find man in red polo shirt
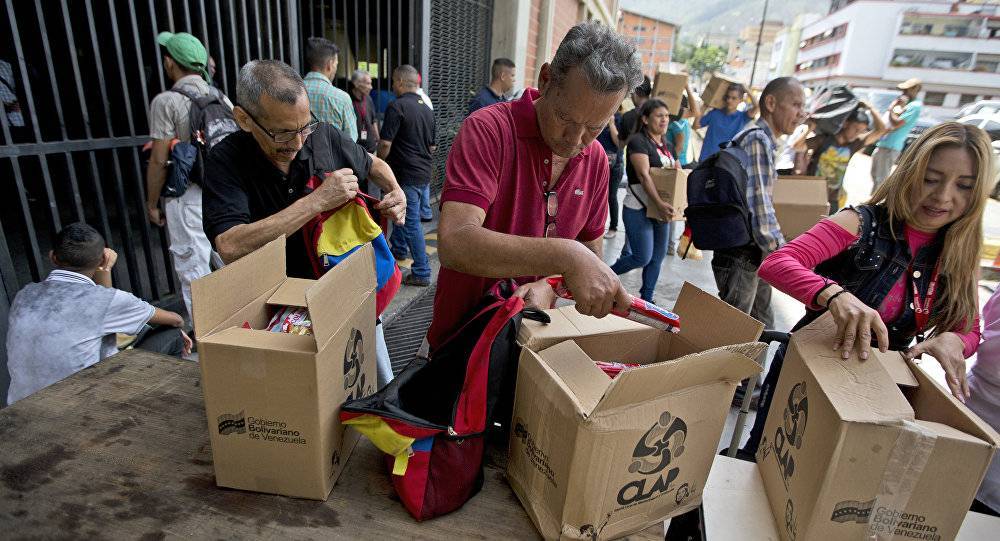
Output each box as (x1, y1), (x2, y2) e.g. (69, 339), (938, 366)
(428, 21), (644, 349)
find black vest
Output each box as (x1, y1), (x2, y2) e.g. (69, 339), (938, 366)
(795, 204), (946, 350)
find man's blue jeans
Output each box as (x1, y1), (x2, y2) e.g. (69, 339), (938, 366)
(419, 184), (433, 221)
(610, 207), (669, 302)
(390, 184), (431, 279)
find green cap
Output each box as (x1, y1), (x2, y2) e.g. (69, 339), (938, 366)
(156, 31), (209, 82)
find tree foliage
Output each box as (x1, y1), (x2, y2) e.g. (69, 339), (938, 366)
(674, 42), (728, 77)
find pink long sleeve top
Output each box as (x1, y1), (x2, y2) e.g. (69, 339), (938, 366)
(758, 218), (981, 357)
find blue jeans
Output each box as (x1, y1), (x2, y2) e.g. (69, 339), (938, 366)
(611, 207), (669, 302)
(390, 184), (431, 279)
(419, 184), (433, 221)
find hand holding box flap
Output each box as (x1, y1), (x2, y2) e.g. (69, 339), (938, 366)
(306, 243), (376, 349)
(192, 236), (287, 337)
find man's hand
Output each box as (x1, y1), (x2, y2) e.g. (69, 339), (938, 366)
(376, 187), (407, 225)
(311, 168), (359, 212)
(513, 278), (558, 311)
(147, 206), (165, 227)
(561, 247), (630, 318)
(99, 248), (118, 272)
(180, 330), (193, 357)
(903, 332), (970, 403)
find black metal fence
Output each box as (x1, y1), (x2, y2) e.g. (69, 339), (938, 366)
(0, 0), (300, 404)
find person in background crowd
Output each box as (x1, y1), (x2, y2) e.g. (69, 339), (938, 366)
(202, 60), (406, 388)
(5, 223), (191, 405)
(610, 98), (678, 302)
(380, 65), (437, 287)
(618, 75), (651, 148)
(428, 21), (642, 350)
(871, 78), (923, 189)
(303, 37), (358, 141)
(667, 84), (699, 168)
(695, 82), (757, 162)
(349, 69), (380, 156)
(712, 77), (806, 329)
(468, 58), (516, 115)
(798, 102), (888, 213)
(145, 31), (223, 322)
(664, 85), (701, 254)
(744, 122), (992, 460)
(970, 287), (1000, 517)
(207, 55), (221, 88)
(597, 108), (624, 239)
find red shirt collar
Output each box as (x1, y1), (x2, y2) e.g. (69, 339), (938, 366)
(510, 87), (591, 158)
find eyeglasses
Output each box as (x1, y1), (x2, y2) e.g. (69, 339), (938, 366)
(242, 107), (319, 143)
(543, 190), (558, 238)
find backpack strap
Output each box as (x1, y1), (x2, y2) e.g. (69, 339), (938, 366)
(728, 126), (762, 150)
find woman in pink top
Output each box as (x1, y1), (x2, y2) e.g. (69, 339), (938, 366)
(742, 122), (992, 457)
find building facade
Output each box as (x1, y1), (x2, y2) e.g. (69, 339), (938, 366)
(795, 0), (1000, 116)
(769, 13), (823, 79)
(491, 0), (620, 89)
(616, 9), (679, 77)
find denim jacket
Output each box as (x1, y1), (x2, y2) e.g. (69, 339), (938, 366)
(795, 204), (945, 350)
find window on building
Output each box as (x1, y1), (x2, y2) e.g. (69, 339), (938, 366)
(890, 49), (973, 70)
(959, 93), (979, 106)
(974, 54), (1000, 73)
(923, 91), (947, 106)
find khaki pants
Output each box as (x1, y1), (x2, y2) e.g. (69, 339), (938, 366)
(870, 147), (900, 190)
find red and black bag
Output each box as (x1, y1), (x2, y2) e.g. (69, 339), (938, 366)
(340, 281), (548, 520)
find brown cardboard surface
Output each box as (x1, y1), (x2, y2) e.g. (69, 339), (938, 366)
(756, 313), (999, 541)
(645, 168), (688, 221)
(773, 176), (829, 240)
(517, 305), (647, 352)
(192, 236), (286, 336)
(701, 456), (780, 540)
(508, 282), (765, 540)
(652, 72), (688, 116)
(702, 73), (742, 110)
(193, 238), (378, 500)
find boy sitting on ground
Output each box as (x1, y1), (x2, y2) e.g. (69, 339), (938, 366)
(5, 223), (192, 404)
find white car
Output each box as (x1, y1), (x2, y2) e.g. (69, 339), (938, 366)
(955, 100), (1000, 119)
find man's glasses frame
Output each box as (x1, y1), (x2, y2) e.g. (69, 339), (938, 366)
(241, 106), (320, 143)
(543, 190), (558, 238)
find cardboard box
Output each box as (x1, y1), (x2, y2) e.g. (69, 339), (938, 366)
(192, 237), (378, 500)
(645, 168), (688, 221)
(700, 456), (780, 540)
(702, 73), (742, 110)
(507, 283), (766, 540)
(518, 304), (647, 353)
(774, 176), (830, 240)
(652, 72), (688, 115)
(756, 314), (1000, 541)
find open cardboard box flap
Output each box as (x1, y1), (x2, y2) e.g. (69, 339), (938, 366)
(517, 305), (646, 351)
(193, 236), (287, 337)
(305, 243), (376, 348)
(536, 335), (764, 417)
(672, 282), (764, 351)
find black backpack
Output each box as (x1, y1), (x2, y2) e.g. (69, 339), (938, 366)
(164, 86), (239, 196)
(683, 128), (759, 251)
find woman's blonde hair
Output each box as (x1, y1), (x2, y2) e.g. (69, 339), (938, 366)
(868, 122), (995, 335)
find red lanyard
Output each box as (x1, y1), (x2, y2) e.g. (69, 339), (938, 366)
(910, 260), (941, 332)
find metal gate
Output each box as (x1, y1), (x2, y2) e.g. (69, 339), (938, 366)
(0, 0), (301, 404)
(427, 0), (493, 195)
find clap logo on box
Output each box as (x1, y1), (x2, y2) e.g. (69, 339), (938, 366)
(762, 381), (808, 540)
(343, 328), (369, 401)
(616, 410), (691, 507)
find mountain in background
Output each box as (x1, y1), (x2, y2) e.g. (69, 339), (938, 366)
(620, 0), (833, 42)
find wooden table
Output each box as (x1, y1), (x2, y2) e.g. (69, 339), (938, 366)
(0, 350), (549, 540)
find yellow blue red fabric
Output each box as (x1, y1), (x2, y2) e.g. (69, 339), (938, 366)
(302, 179), (401, 315)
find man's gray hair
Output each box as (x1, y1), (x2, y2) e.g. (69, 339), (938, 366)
(236, 60), (306, 118)
(350, 69), (370, 83)
(549, 21), (642, 94)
